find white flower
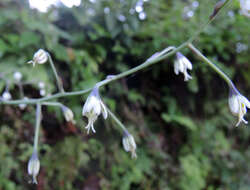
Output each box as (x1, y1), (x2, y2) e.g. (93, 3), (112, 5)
(82, 87), (108, 134)
(62, 105), (75, 123)
(28, 150), (40, 184)
(174, 52), (193, 81)
(38, 82), (45, 89)
(40, 89), (46, 96)
(28, 49), (48, 67)
(13, 71), (22, 82)
(2, 91), (12, 101)
(229, 87), (250, 126)
(19, 97), (28, 110)
(122, 132), (137, 159)
(240, 0), (250, 17)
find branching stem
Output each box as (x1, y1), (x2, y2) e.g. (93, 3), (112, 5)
(0, 0), (231, 105)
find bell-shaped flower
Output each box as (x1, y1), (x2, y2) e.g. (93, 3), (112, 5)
(240, 0), (250, 17)
(28, 49), (48, 67)
(13, 71), (22, 82)
(82, 87), (108, 134)
(122, 131), (137, 159)
(28, 150), (40, 184)
(2, 91), (12, 101)
(174, 52), (193, 81)
(228, 87), (250, 126)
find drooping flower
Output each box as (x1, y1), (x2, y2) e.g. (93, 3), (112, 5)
(228, 87), (250, 126)
(19, 97), (28, 110)
(2, 91), (12, 101)
(240, 0), (250, 17)
(82, 86), (108, 134)
(122, 131), (137, 159)
(174, 52), (193, 81)
(28, 49), (48, 67)
(13, 71), (22, 82)
(62, 105), (75, 123)
(28, 150), (40, 184)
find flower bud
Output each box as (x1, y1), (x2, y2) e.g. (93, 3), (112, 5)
(240, 0), (250, 17)
(122, 132), (137, 159)
(62, 105), (75, 123)
(2, 91), (12, 101)
(28, 150), (40, 184)
(19, 97), (28, 110)
(13, 71), (22, 82)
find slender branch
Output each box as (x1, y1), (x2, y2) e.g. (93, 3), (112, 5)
(33, 103), (42, 150)
(107, 108), (128, 133)
(0, 0), (231, 105)
(48, 54), (65, 93)
(187, 43), (236, 90)
(41, 102), (63, 107)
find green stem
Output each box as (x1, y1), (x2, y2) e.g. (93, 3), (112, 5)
(187, 43), (235, 89)
(107, 108), (128, 133)
(33, 103), (41, 150)
(48, 54), (65, 93)
(41, 101), (63, 107)
(0, 0), (231, 105)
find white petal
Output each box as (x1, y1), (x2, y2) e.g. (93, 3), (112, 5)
(228, 95), (239, 115)
(183, 57), (192, 70)
(174, 61), (179, 75)
(178, 61), (185, 73)
(240, 95), (250, 108)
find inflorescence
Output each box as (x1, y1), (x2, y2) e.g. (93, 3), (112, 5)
(0, 0), (249, 184)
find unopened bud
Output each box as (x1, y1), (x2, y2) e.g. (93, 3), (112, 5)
(28, 150), (40, 184)
(2, 91), (12, 101)
(62, 105), (75, 123)
(122, 132), (137, 159)
(13, 71), (22, 82)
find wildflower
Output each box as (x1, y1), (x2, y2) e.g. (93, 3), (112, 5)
(28, 150), (40, 184)
(174, 52), (193, 81)
(122, 131), (137, 159)
(228, 87), (250, 126)
(62, 105), (75, 123)
(39, 89), (46, 96)
(38, 82), (45, 89)
(82, 87), (108, 134)
(13, 71), (22, 82)
(19, 97), (28, 110)
(240, 0), (250, 17)
(28, 49), (48, 67)
(2, 91), (12, 101)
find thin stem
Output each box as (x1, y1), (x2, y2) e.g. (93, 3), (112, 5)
(48, 54), (65, 93)
(17, 83), (24, 98)
(41, 101), (63, 107)
(33, 103), (42, 150)
(187, 43), (236, 90)
(107, 108), (128, 133)
(0, 0), (231, 105)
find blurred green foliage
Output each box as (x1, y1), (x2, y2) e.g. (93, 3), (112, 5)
(0, 0), (250, 189)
